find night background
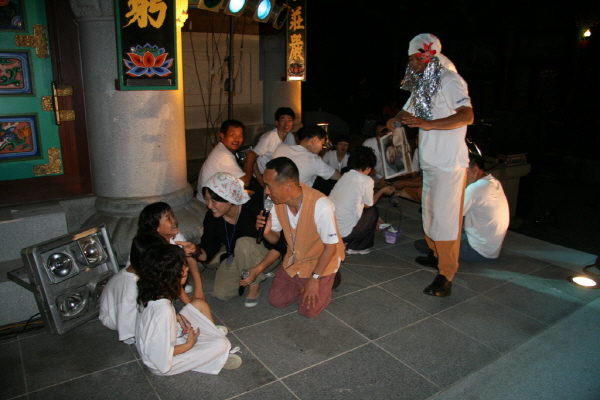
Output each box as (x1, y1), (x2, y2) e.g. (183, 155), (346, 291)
(301, 0), (600, 255)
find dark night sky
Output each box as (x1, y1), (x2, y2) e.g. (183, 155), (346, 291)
(302, 1), (600, 158)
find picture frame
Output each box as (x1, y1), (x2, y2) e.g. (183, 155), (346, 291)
(379, 125), (413, 180)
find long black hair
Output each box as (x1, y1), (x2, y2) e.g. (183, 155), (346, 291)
(129, 234), (167, 273)
(136, 244), (186, 308)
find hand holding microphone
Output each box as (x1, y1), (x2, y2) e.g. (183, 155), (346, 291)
(256, 197), (274, 244)
(239, 269), (250, 296)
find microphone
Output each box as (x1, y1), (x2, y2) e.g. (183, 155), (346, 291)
(256, 197), (274, 244)
(239, 269), (249, 296)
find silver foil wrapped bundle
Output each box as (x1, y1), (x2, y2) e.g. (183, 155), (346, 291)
(399, 56), (444, 121)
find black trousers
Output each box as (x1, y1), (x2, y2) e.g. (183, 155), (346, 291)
(343, 206), (379, 250)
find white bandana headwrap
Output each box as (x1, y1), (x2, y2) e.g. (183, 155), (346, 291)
(203, 172), (250, 205)
(400, 33), (457, 120)
(408, 33), (456, 72)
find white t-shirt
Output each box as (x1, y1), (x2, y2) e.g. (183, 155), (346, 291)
(99, 267), (138, 342)
(197, 142), (244, 200)
(272, 144), (336, 187)
(328, 170), (374, 237)
(322, 150), (349, 172)
(135, 300), (230, 376)
(463, 175), (510, 258)
(253, 128), (296, 173)
(270, 196), (339, 245)
(403, 69), (472, 171)
(362, 137), (384, 179)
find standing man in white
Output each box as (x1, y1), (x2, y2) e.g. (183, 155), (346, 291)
(388, 33), (474, 297)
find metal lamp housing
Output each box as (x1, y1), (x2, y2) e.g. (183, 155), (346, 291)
(21, 225), (119, 334)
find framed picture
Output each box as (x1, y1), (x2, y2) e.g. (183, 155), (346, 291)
(0, 115), (41, 161)
(0, 51), (32, 94)
(380, 126), (413, 180)
(0, 0), (26, 31)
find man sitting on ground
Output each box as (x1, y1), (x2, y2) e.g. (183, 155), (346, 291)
(197, 119), (251, 198)
(362, 120), (388, 189)
(329, 146), (395, 254)
(322, 134), (350, 173)
(416, 153), (509, 263)
(248, 107), (298, 186)
(272, 124), (341, 195)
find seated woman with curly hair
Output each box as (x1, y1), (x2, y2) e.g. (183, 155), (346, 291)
(135, 244), (242, 376)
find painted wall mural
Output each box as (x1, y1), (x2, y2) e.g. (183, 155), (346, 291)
(0, 115), (40, 160)
(0, 51), (32, 94)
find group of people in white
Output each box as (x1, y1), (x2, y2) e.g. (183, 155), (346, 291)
(98, 32), (509, 378)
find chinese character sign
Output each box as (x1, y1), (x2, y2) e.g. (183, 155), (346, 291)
(286, 0), (306, 81)
(114, 0), (178, 90)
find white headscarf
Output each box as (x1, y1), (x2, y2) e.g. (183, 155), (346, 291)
(203, 172), (250, 205)
(408, 33), (456, 72)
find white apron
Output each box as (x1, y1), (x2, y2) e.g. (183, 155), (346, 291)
(421, 167), (465, 241)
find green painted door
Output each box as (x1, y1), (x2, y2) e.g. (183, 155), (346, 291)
(0, 0), (62, 181)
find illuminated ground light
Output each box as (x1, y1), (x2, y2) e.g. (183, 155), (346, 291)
(568, 275), (599, 288)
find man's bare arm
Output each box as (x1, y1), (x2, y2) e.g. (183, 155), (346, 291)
(401, 106), (474, 131)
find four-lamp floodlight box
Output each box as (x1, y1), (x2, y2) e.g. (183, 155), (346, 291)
(9, 225), (119, 334)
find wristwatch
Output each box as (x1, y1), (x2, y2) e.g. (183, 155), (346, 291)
(311, 273), (321, 280)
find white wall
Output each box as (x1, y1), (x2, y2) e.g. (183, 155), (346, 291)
(182, 32), (264, 160)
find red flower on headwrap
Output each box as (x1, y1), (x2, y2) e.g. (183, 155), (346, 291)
(416, 42), (437, 63)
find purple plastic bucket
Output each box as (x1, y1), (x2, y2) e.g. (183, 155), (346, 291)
(383, 228), (402, 244)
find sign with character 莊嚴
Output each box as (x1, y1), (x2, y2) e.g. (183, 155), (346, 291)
(286, 0), (305, 81)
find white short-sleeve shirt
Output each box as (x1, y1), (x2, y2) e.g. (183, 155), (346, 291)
(99, 267), (138, 342)
(403, 69), (472, 171)
(463, 175), (510, 259)
(272, 144), (336, 187)
(253, 128), (296, 173)
(328, 170), (374, 237)
(322, 150), (349, 172)
(197, 143), (244, 200)
(270, 196), (339, 245)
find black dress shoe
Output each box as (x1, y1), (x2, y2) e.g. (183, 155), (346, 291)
(423, 274), (452, 297)
(415, 254), (438, 268)
(413, 239), (431, 254)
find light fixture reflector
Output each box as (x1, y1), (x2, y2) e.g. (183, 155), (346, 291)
(254, 0), (273, 21)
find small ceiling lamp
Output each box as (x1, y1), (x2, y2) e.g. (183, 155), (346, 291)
(583, 29), (592, 38)
(223, 0), (247, 16)
(253, 0), (273, 22)
(271, 2), (289, 29)
(197, 0), (224, 11)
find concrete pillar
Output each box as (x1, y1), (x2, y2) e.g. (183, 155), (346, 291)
(260, 34), (302, 131)
(69, 0), (205, 264)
